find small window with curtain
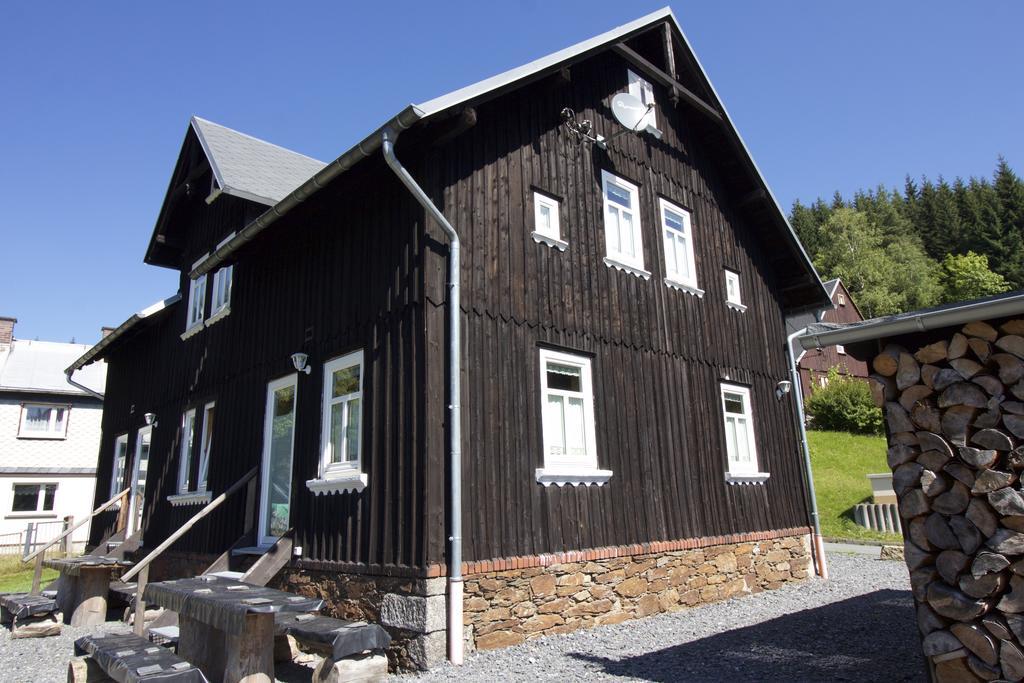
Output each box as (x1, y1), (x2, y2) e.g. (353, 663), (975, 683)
(308, 349), (368, 495)
(110, 434), (128, 498)
(659, 198), (702, 296)
(197, 402), (215, 492)
(724, 269), (746, 312)
(183, 255), (208, 338)
(601, 171), (649, 278)
(720, 383), (769, 484)
(11, 483), (57, 514)
(532, 192), (566, 251)
(535, 348), (611, 487)
(208, 233), (235, 324)
(18, 404), (69, 439)
(177, 409), (197, 493)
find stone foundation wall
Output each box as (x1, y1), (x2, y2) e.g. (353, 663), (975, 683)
(462, 530), (812, 650)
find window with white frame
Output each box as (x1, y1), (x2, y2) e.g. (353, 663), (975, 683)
(177, 409), (197, 493)
(185, 255), (208, 333)
(318, 350), (364, 482)
(659, 198), (701, 295)
(11, 483), (56, 513)
(838, 293), (846, 306)
(601, 171), (648, 277)
(627, 69), (657, 130)
(532, 192), (566, 250)
(720, 384), (764, 479)
(110, 434), (128, 498)
(724, 269), (746, 311)
(197, 402), (214, 491)
(536, 349), (611, 486)
(209, 234), (235, 321)
(837, 344), (847, 355)
(18, 404), (69, 439)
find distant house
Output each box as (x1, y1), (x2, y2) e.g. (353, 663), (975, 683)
(0, 317), (106, 552)
(787, 278), (869, 398)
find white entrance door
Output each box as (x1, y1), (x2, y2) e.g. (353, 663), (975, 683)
(258, 374), (298, 546)
(128, 426), (152, 539)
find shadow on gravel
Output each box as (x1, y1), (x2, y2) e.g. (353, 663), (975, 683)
(569, 589), (926, 682)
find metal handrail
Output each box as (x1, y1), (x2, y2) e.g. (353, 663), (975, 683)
(121, 467), (258, 583)
(22, 488), (130, 563)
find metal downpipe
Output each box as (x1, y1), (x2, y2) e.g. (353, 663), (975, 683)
(65, 368), (104, 401)
(786, 326), (829, 580)
(381, 127), (464, 665)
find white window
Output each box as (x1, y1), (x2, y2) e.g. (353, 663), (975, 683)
(725, 269), (746, 312)
(178, 409), (197, 493)
(197, 402), (215, 491)
(532, 192), (566, 250)
(11, 483), (57, 514)
(837, 344), (847, 355)
(627, 69), (657, 131)
(209, 234), (235, 322)
(601, 171), (649, 278)
(838, 293), (846, 306)
(659, 198), (701, 296)
(110, 434), (129, 498)
(720, 384), (767, 482)
(18, 404), (69, 439)
(536, 349), (611, 487)
(184, 255), (208, 335)
(311, 350), (367, 493)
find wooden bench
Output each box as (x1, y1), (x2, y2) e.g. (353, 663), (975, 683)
(0, 592), (60, 638)
(274, 613), (389, 681)
(70, 633), (208, 683)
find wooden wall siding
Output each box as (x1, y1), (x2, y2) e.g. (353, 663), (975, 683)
(420, 51), (809, 563)
(800, 282), (870, 382)
(91, 163), (438, 569)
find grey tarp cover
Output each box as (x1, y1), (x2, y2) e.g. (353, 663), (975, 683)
(143, 576), (323, 635)
(74, 633), (208, 683)
(44, 555), (130, 576)
(274, 613), (391, 660)
(0, 592), (57, 620)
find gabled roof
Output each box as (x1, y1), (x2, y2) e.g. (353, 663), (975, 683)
(1, 339), (106, 397)
(191, 117), (326, 207)
(185, 7), (829, 312)
(823, 278), (841, 299)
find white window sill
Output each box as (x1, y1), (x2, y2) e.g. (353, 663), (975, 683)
(603, 257), (651, 280)
(726, 301), (747, 313)
(16, 434), (67, 440)
(724, 472), (771, 485)
(664, 279), (704, 298)
(536, 468), (613, 487)
(167, 491), (212, 506)
(5, 513), (58, 520)
(532, 232), (568, 251)
(306, 472), (368, 495)
(205, 306), (231, 327)
(180, 322), (204, 340)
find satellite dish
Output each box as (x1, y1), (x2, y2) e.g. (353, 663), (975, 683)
(611, 92), (652, 131)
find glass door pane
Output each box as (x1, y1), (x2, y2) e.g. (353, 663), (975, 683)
(260, 376), (297, 545)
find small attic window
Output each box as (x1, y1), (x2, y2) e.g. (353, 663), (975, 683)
(838, 293), (846, 306)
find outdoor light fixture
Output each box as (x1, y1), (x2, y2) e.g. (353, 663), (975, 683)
(775, 380), (792, 400)
(291, 352), (312, 375)
(143, 412), (157, 426)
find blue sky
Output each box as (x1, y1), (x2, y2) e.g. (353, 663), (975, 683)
(2, 2), (1021, 344)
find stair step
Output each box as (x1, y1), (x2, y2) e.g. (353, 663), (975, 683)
(207, 570), (245, 580)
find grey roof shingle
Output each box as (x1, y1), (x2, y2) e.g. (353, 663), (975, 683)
(191, 116), (326, 207)
(0, 339), (106, 396)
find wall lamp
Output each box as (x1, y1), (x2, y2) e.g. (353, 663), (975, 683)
(775, 380), (792, 400)
(143, 412), (158, 426)
(291, 352), (312, 375)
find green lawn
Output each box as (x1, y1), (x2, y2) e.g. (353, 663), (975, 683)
(808, 429), (902, 543)
(0, 556), (59, 593)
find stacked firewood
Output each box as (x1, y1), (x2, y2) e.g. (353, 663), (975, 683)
(871, 320), (1024, 682)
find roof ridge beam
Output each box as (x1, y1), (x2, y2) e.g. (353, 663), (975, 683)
(610, 42), (722, 123)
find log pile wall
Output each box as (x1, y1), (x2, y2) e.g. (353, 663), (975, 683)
(873, 319), (1024, 682)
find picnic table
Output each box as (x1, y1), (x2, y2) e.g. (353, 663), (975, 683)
(142, 575), (323, 683)
(43, 555), (132, 626)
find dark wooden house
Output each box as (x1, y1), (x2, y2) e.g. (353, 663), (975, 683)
(69, 8), (830, 669)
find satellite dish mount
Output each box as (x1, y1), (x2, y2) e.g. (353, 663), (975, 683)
(560, 92), (661, 149)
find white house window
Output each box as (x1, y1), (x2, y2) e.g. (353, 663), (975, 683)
(531, 192), (567, 251)
(177, 409), (197, 493)
(627, 69), (658, 131)
(11, 483), (57, 513)
(183, 255), (208, 337)
(720, 384), (769, 484)
(659, 198), (702, 296)
(725, 269), (746, 312)
(197, 402), (215, 491)
(837, 344), (847, 355)
(838, 293), (846, 306)
(601, 171), (649, 279)
(535, 349), (611, 487)
(308, 350), (367, 495)
(110, 434), (128, 498)
(208, 234), (235, 324)
(18, 404), (69, 439)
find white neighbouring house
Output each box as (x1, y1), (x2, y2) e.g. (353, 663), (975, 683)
(0, 317), (107, 552)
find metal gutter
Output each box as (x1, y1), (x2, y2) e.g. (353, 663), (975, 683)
(381, 126), (464, 666)
(798, 291), (1024, 351)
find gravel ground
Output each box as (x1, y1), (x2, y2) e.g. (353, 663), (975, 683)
(403, 551), (925, 682)
(0, 551), (923, 682)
